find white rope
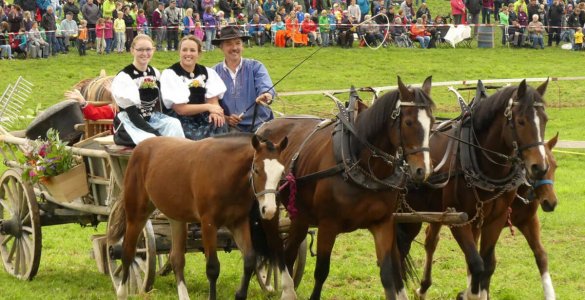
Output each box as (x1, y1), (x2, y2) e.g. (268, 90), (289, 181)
(354, 13), (391, 50)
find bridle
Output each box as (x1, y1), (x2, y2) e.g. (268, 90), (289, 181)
(249, 157), (280, 198)
(394, 100), (432, 158)
(503, 98), (546, 159)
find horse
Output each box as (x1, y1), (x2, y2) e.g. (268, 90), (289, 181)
(73, 69), (114, 104)
(106, 133), (293, 300)
(412, 133), (558, 300)
(396, 79), (550, 300)
(257, 76), (436, 299)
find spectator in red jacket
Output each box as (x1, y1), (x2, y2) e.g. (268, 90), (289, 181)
(301, 13), (318, 46)
(451, 0), (466, 25)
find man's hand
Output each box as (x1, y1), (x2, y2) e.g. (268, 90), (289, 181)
(255, 92), (273, 106)
(225, 114), (242, 127)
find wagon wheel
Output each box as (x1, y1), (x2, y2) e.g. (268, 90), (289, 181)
(256, 237), (307, 292)
(156, 253), (172, 276)
(0, 169), (42, 280)
(106, 206), (156, 295)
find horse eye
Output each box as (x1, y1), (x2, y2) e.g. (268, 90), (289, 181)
(517, 119), (526, 126)
(405, 120), (413, 127)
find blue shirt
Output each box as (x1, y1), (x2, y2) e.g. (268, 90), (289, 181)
(213, 58), (275, 132)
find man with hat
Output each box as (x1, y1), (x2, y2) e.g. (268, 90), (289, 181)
(212, 26), (275, 132)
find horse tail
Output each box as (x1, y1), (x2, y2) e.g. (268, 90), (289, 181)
(396, 223), (419, 285)
(107, 194), (127, 245)
(249, 200), (273, 259)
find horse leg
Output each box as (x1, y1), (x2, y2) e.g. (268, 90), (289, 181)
(394, 222), (422, 299)
(201, 219), (220, 300)
(261, 216), (299, 300)
(169, 220), (189, 300)
(117, 195), (153, 299)
(477, 216), (509, 300)
(516, 216), (555, 300)
(450, 226), (483, 300)
(310, 221), (339, 300)
(284, 220), (310, 279)
(370, 219), (401, 300)
(417, 223), (442, 300)
(229, 220), (256, 300)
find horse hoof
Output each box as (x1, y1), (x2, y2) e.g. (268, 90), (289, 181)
(456, 291), (465, 300)
(415, 288), (426, 300)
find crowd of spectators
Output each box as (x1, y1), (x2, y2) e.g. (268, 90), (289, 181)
(1, 0), (585, 60)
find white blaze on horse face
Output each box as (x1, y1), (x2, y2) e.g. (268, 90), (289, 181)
(281, 266), (298, 300)
(260, 158), (283, 220)
(418, 108), (432, 178)
(542, 272), (556, 300)
(177, 281), (190, 300)
(533, 108), (546, 162)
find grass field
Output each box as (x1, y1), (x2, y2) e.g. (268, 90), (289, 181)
(1, 35), (585, 299)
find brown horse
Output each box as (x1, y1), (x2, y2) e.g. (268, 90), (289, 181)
(396, 79), (550, 300)
(257, 77), (436, 300)
(412, 134), (558, 300)
(73, 70), (114, 104)
(107, 133), (292, 300)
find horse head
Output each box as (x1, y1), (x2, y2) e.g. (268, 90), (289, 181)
(251, 135), (288, 220)
(396, 76), (436, 183)
(532, 133), (558, 212)
(472, 79), (549, 180)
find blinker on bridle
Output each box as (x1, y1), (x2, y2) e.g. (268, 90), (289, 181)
(504, 98), (546, 155)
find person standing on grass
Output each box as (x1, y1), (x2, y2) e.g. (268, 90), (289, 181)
(114, 11), (126, 53)
(152, 3), (164, 51)
(212, 26), (275, 132)
(82, 0), (100, 49)
(111, 34), (184, 146)
(451, 0), (466, 25)
(165, 0), (181, 51)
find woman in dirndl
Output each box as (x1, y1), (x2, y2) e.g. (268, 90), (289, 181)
(160, 35), (228, 140)
(111, 34), (184, 146)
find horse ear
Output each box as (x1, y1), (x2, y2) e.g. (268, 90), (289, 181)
(278, 136), (288, 152)
(536, 78), (549, 96)
(516, 79), (527, 99)
(422, 76), (432, 96)
(547, 132), (559, 149)
(252, 134), (261, 150)
(397, 76), (411, 100)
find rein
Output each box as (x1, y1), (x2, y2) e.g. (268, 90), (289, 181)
(240, 46), (325, 131)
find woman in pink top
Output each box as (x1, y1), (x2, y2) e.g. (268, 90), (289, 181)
(95, 18), (106, 54)
(193, 22), (204, 41)
(451, 0), (466, 24)
(137, 9), (148, 34)
(105, 17), (114, 54)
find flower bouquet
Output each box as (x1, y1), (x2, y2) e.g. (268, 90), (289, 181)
(139, 77), (157, 89)
(21, 128), (88, 202)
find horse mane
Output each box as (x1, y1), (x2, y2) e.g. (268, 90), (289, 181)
(211, 132), (278, 151)
(472, 85), (546, 132)
(355, 87), (435, 145)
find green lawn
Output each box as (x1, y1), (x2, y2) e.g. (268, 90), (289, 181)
(1, 42), (584, 299)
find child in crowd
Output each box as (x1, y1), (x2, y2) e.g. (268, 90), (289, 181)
(575, 27), (583, 50)
(105, 17), (114, 54)
(16, 28), (28, 57)
(78, 20), (88, 55)
(95, 18), (106, 54)
(23, 11), (33, 31)
(137, 9), (148, 35)
(319, 10), (330, 47)
(193, 21), (204, 41)
(114, 11), (125, 53)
